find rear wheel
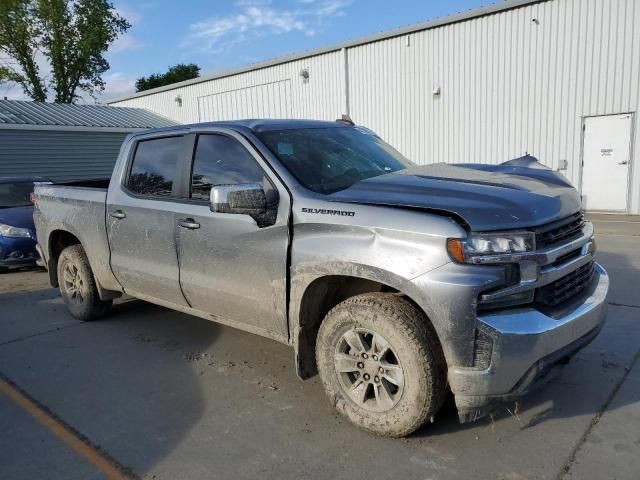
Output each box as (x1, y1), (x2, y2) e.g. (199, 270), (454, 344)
(57, 244), (111, 321)
(316, 293), (446, 437)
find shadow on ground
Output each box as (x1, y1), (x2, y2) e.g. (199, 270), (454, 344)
(0, 276), (220, 477)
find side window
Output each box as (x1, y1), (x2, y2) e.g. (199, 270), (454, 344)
(127, 136), (183, 197)
(191, 134), (265, 201)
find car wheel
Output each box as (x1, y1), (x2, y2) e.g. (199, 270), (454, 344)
(57, 244), (112, 321)
(316, 293), (446, 437)
(0, 266), (8, 274)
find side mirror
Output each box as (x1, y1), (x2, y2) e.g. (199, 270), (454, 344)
(210, 183), (267, 216)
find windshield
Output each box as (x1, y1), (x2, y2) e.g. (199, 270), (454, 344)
(0, 182), (34, 208)
(257, 127), (414, 194)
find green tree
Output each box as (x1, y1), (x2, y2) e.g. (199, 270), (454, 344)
(135, 63), (201, 92)
(0, 0), (130, 103)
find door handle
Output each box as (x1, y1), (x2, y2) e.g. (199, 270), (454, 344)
(618, 160), (629, 165)
(109, 210), (126, 219)
(178, 218), (200, 230)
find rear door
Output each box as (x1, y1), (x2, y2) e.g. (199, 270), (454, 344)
(107, 134), (190, 306)
(175, 130), (291, 339)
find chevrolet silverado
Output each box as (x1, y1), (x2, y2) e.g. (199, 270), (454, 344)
(33, 119), (609, 437)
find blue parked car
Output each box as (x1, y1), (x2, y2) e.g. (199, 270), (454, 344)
(0, 176), (51, 272)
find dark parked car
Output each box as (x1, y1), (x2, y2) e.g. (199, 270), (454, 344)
(0, 176), (51, 272)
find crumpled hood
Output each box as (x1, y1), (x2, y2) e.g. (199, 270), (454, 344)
(0, 206), (35, 230)
(327, 162), (581, 231)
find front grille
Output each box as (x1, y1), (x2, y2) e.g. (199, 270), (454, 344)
(535, 261), (595, 307)
(534, 212), (585, 249)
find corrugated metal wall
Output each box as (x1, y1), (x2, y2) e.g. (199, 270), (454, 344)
(110, 0), (640, 214)
(114, 51), (345, 125)
(348, 0), (640, 213)
(198, 80), (293, 121)
(0, 130), (128, 182)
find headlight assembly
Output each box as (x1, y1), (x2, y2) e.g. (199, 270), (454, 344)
(447, 231), (535, 264)
(0, 223), (33, 239)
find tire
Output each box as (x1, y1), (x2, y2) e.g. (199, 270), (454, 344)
(57, 244), (112, 321)
(0, 266), (8, 274)
(316, 293), (446, 437)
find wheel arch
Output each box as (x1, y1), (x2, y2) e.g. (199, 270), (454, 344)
(46, 229), (121, 301)
(47, 229), (82, 287)
(291, 268), (446, 380)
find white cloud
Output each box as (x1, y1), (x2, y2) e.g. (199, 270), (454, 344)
(0, 51), (52, 101)
(315, 0), (349, 16)
(0, 84), (30, 101)
(114, 4), (142, 26)
(97, 72), (138, 102)
(0, 55), (24, 100)
(109, 35), (144, 54)
(186, 0), (352, 53)
(236, 0), (273, 5)
(107, 4), (144, 54)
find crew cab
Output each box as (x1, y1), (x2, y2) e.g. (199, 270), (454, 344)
(33, 120), (609, 437)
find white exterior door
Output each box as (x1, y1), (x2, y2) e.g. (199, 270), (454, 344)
(582, 114), (633, 211)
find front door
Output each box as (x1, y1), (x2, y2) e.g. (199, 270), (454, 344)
(107, 134), (189, 306)
(582, 114), (633, 211)
(175, 131), (291, 339)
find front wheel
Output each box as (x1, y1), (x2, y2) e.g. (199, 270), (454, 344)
(57, 244), (112, 321)
(316, 293), (446, 437)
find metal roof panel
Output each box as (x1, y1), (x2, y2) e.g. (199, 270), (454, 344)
(0, 100), (177, 129)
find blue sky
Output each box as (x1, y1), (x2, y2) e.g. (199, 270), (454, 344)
(2, 0), (491, 101)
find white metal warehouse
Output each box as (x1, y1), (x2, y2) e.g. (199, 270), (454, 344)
(108, 0), (640, 214)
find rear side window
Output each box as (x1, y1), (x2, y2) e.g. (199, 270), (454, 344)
(190, 134), (265, 201)
(127, 136), (183, 196)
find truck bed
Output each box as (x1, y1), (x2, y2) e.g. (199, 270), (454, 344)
(33, 182), (117, 293)
(51, 178), (111, 189)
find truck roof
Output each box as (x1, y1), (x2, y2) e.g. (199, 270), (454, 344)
(137, 119), (351, 136)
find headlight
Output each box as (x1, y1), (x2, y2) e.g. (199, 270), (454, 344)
(447, 231), (535, 263)
(0, 223), (33, 238)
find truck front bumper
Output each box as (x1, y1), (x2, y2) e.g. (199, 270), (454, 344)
(448, 263), (609, 422)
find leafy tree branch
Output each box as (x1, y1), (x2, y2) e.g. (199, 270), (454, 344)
(0, 0), (130, 103)
(136, 63), (201, 92)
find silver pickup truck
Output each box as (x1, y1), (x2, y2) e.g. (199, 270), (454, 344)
(34, 119), (609, 437)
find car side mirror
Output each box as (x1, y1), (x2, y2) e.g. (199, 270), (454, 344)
(210, 183), (267, 216)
